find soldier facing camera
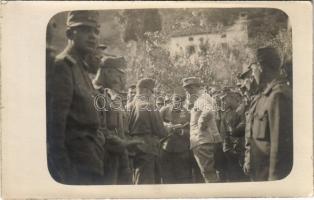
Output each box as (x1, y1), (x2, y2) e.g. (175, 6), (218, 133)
(47, 11), (106, 184)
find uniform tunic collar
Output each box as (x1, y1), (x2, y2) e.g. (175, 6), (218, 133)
(60, 45), (92, 71)
(262, 78), (286, 96)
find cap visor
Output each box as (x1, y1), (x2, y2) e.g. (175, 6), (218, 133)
(67, 22), (100, 28)
(239, 70), (251, 79)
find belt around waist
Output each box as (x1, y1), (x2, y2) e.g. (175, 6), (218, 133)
(66, 126), (98, 140)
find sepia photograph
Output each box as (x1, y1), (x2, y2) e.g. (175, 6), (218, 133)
(1, 1), (312, 198)
(46, 8), (293, 185)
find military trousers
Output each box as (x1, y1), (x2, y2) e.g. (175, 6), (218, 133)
(103, 150), (132, 185)
(191, 156), (205, 183)
(160, 149), (192, 184)
(192, 143), (223, 183)
(132, 152), (160, 184)
(224, 150), (249, 182)
(65, 133), (107, 185)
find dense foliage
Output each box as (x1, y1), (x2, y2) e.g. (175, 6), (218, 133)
(119, 9), (291, 94)
(48, 8), (292, 94)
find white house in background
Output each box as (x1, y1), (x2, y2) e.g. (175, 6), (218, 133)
(168, 13), (248, 57)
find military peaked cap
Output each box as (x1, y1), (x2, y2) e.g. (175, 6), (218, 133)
(101, 57), (127, 73)
(136, 78), (155, 91)
(66, 10), (100, 28)
(239, 64), (253, 79)
(257, 46), (281, 69)
(182, 77), (203, 88)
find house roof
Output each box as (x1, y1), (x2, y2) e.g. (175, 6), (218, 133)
(170, 27), (221, 38)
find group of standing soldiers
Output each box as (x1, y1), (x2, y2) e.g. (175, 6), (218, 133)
(47, 10), (293, 185)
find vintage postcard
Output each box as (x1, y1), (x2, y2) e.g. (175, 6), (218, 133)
(1, 1), (313, 198)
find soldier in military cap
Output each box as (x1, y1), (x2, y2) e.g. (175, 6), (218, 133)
(244, 46), (292, 181)
(183, 77), (203, 111)
(239, 63), (260, 98)
(236, 63), (260, 122)
(93, 56), (143, 184)
(128, 78), (167, 184)
(182, 77), (224, 183)
(94, 57), (127, 91)
(47, 10), (107, 184)
(219, 91), (249, 181)
(159, 90), (192, 183)
(232, 65), (254, 128)
(238, 63), (263, 179)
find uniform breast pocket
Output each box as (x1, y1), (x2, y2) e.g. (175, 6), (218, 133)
(253, 112), (269, 141)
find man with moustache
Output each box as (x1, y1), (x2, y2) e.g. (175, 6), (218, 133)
(47, 11), (107, 184)
(182, 77), (224, 183)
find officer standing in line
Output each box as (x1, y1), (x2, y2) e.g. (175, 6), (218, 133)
(128, 78), (167, 184)
(124, 84), (137, 179)
(244, 47), (293, 181)
(219, 91), (248, 181)
(232, 65), (257, 178)
(232, 64), (261, 177)
(93, 57), (143, 184)
(47, 11), (107, 184)
(159, 91), (192, 183)
(182, 77), (224, 183)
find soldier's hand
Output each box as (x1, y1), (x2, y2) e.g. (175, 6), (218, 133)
(107, 136), (140, 148)
(125, 138), (144, 147)
(172, 124), (183, 129)
(243, 162), (250, 175)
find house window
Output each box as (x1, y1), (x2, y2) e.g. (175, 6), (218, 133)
(186, 45), (195, 56)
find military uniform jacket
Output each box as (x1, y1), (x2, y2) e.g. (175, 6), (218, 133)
(100, 88), (128, 154)
(47, 46), (104, 181)
(233, 100), (249, 137)
(220, 108), (244, 154)
(101, 88), (125, 135)
(160, 105), (190, 152)
(243, 94), (259, 175)
(190, 93), (222, 149)
(246, 79), (292, 181)
(128, 96), (167, 155)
